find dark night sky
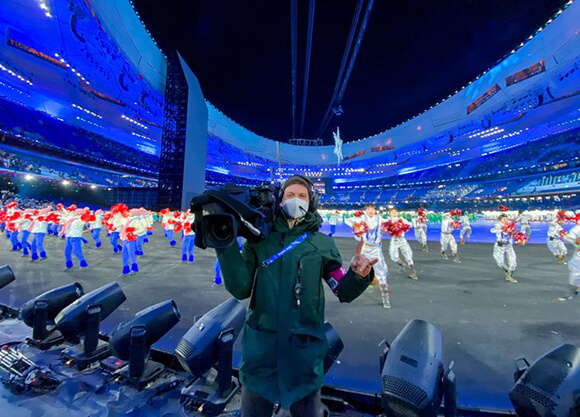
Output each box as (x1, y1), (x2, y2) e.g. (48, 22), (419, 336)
(133, 0), (567, 143)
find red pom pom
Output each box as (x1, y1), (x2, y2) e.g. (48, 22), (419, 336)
(450, 209), (463, 217)
(498, 205), (509, 212)
(502, 220), (517, 234)
(560, 229), (567, 239)
(184, 222), (192, 234)
(513, 232), (529, 245)
(385, 219), (410, 237)
(174, 223), (183, 233)
(354, 210), (364, 218)
(125, 227), (137, 241)
(81, 212), (96, 223)
(353, 222), (369, 237)
(66, 204), (77, 212)
(451, 220), (461, 230)
(557, 210), (567, 222)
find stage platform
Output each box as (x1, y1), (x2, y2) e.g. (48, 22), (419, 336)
(0, 223), (578, 413)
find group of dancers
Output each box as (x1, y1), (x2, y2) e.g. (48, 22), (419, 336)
(336, 204), (580, 308)
(2, 199), (580, 306)
(0, 201), (229, 281)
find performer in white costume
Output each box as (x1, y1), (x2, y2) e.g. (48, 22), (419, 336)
(413, 207), (429, 252)
(517, 210), (532, 236)
(560, 213), (580, 300)
(346, 204), (391, 308)
(547, 210), (568, 265)
(491, 214), (522, 283)
(385, 207), (418, 279)
(459, 211), (472, 245)
(440, 210), (461, 263)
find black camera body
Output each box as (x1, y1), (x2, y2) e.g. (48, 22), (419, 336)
(190, 182), (280, 249)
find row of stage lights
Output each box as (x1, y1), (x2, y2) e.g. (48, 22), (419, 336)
(17, 172), (108, 191)
(54, 53), (90, 85)
(121, 114), (148, 130)
(333, 153), (580, 192)
(0, 63), (33, 86)
(2, 267), (577, 417)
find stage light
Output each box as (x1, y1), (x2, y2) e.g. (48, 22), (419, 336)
(323, 322), (344, 375)
(20, 283), (84, 349)
(0, 265), (15, 290)
(510, 344), (580, 417)
(108, 300), (180, 385)
(379, 319), (456, 417)
(55, 282), (127, 368)
(176, 298), (245, 377)
(90, 184), (97, 190)
(61, 180), (70, 186)
(176, 298), (245, 415)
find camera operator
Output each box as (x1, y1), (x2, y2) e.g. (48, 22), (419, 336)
(216, 175), (377, 416)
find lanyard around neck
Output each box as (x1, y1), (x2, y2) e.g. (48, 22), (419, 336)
(261, 232), (311, 268)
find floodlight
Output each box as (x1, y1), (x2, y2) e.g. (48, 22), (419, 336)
(380, 319), (456, 417)
(55, 282), (127, 369)
(20, 283), (84, 349)
(510, 343), (580, 417)
(176, 298), (246, 416)
(107, 300), (180, 388)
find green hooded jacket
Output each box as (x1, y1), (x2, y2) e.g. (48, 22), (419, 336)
(216, 211), (372, 407)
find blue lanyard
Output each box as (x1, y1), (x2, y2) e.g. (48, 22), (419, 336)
(262, 232), (311, 268)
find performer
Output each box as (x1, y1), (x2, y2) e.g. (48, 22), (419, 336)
(517, 209), (532, 236)
(440, 210), (461, 263)
(328, 210), (340, 237)
(547, 210), (568, 265)
(105, 204), (127, 253)
(18, 209), (34, 256)
(491, 213), (527, 283)
(214, 237), (243, 285)
(160, 208), (177, 247)
(413, 207), (429, 252)
(135, 209), (149, 256)
(88, 209), (104, 248)
(30, 207), (51, 261)
(6, 209), (22, 251)
(459, 211), (472, 245)
(120, 209), (146, 275)
(61, 208), (91, 270)
(181, 210), (196, 263)
(561, 213), (580, 300)
(0, 208), (6, 237)
(386, 207), (418, 280)
(346, 203), (391, 308)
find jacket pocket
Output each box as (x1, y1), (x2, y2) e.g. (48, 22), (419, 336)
(286, 328), (327, 390)
(297, 254), (323, 327)
(240, 321), (278, 380)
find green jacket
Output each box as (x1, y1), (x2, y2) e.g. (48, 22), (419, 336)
(216, 211), (372, 407)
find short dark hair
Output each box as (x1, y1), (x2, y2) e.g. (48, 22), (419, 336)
(365, 203), (376, 209)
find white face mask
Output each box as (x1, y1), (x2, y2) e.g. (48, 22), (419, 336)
(283, 197), (309, 219)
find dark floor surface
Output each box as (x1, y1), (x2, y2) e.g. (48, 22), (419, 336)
(0, 224), (578, 411)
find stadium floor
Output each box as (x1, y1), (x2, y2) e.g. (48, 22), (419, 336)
(0, 223), (577, 412)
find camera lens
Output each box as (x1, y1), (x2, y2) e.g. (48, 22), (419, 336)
(212, 223), (233, 242)
(202, 214), (238, 248)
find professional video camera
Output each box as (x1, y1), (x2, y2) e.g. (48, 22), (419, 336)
(190, 182), (280, 249)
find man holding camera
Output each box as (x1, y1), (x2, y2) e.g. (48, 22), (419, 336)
(216, 175), (376, 416)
